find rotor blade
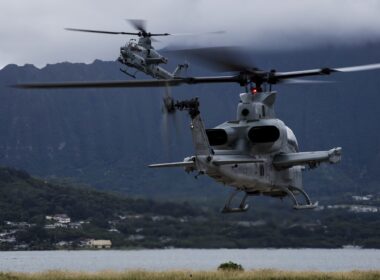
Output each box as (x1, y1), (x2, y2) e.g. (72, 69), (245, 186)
(145, 31), (225, 37)
(14, 61), (380, 90)
(126, 19), (147, 33)
(160, 86), (178, 157)
(280, 78), (335, 84)
(273, 68), (335, 80)
(168, 30), (226, 36)
(13, 76), (240, 89)
(14, 79), (184, 89)
(333, 63), (380, 72)
(65, 28), (139, 36)
(149, 33), (170, 37)
(167, 46), (258, 73)
(274, 62), (380, 81)
(183, 75), (241, 84)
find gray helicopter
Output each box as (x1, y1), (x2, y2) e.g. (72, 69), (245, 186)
(150, 94), (341, 213)
(15, 54), (380, 213)
(66, 19), (189, 79)
(66, 20), (224, 112)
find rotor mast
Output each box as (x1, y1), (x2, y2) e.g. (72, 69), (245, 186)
(237, 91), (277, 121)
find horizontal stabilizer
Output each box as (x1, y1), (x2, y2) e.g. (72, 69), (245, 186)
(273, 147), (342, 169)
(148, 161), (195, 168)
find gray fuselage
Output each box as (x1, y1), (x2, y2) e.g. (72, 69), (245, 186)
(203, 117), (303, 196)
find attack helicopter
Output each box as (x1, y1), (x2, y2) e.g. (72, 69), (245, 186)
(65, 20), (222, 113)
(66, 19), (190, 80)
(15, 50), (380, 213)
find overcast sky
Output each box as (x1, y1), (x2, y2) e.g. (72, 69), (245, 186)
(1, 0), (380, 69)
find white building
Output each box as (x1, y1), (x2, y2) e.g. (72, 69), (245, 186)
(46, 214), (71, 224)
(87, 239), (112, 249)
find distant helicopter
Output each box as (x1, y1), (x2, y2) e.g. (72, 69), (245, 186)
(66, 19), (190, 80)
(65, 20), (222, 113)
(15, 49), (380, 213)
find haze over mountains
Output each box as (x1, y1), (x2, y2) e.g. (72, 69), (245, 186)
(0, 43), (379, 201)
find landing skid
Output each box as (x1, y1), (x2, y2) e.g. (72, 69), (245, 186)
(221, 189), (249, 213)
(280, 186), (318, 210)
(120, 68), (137, 79)
(221, 186), (318, 213)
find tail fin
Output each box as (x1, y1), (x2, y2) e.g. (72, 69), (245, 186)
(190, 114), (213, 156)
(174, 98), (212, 156)
(172, 63), (189, 77)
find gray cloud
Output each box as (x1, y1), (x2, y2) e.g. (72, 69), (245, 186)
(1, 0), (380, 69)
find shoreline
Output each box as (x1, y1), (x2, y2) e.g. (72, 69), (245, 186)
(0, 246), (376, 251)
(1, 270), (379, 280)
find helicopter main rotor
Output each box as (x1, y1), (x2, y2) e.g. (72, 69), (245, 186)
(13, 45), (380, 90)
(65, 19), (170, 38)
(15, 62), (380, 90)
(65, 19), (223, 39)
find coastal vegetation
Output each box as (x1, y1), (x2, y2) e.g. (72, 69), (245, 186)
(1, 166), (380, 250)
(218, 261), (244, 271)
(0, 270), (379, 280)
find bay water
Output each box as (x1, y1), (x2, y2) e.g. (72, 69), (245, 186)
(0, 249), (379, 273)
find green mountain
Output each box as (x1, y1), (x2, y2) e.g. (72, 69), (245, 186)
(0, 167), (379, 250)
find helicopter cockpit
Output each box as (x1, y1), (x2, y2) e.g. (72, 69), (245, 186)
(127, 39), (141, 51)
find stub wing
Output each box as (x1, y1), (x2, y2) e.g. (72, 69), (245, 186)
(149, 156), (263, 169)
(273, 147), (342, 169)
(149, 161), (195, 168)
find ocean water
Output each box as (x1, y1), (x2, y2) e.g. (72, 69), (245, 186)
(0, 248), (379, 272)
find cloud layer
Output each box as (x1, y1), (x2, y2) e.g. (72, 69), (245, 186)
(1, 0), (380, 69)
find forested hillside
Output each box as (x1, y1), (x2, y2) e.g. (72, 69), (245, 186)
(0, 167), (379, 250)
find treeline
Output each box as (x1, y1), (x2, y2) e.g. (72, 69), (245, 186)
(0, 167), (200, 223)
(0, 167), (379, 250)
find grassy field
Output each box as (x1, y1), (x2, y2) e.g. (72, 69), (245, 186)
(0, 270), (379, 280)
